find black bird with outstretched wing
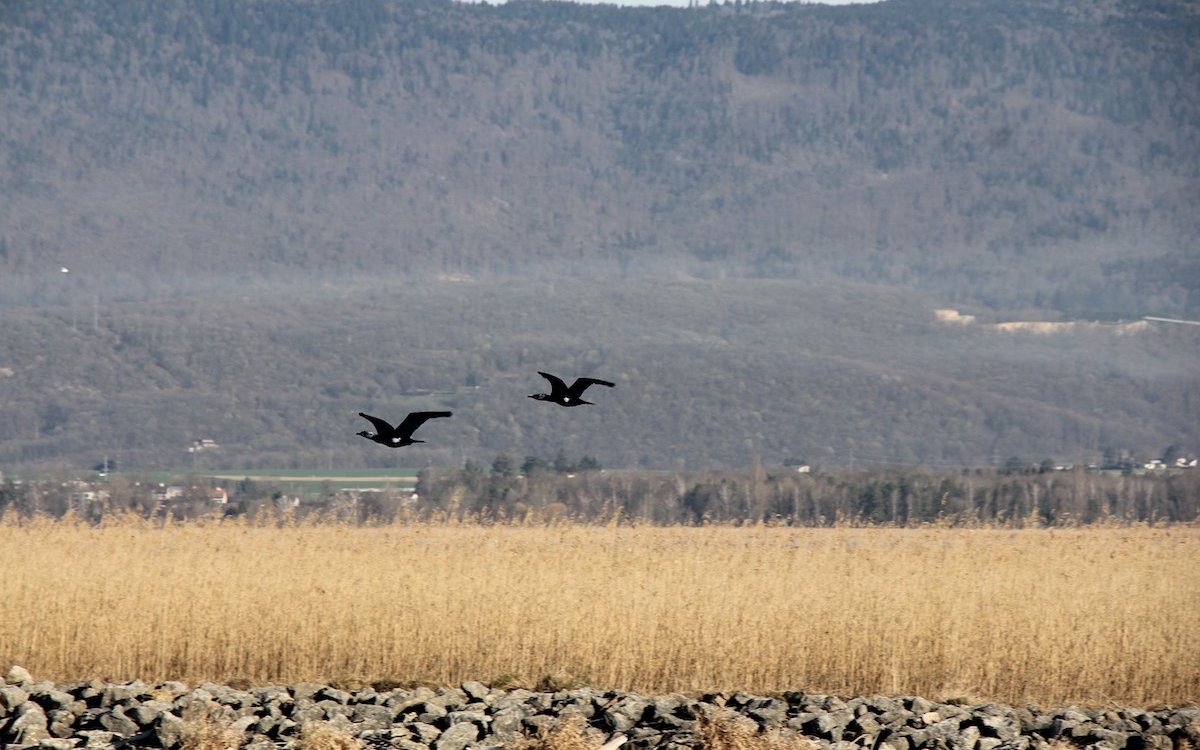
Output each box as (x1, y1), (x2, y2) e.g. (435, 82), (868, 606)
(357, 411), (452, 447)
(529, 371), (615, 407)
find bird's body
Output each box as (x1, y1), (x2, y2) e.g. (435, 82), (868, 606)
(357, 411), (452, 447)
(530, 371), (615, 407)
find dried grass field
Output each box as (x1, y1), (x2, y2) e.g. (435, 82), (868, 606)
(1, 518), (1196, 706)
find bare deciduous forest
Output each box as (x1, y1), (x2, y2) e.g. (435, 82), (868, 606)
(1, 0), (1197, 472)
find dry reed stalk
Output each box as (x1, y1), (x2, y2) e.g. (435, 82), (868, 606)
(180, 715), (244, 750)
(0, 518), (1196, 706)
(297, 722), (365, 750)
(511, 716), (605, 750)
(699, 712), (818, 750)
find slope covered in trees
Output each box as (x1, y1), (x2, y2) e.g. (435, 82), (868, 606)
(1, 0), (1197, 315)
(1, 278), (1196, 470)
(1, 0), (1197, 471)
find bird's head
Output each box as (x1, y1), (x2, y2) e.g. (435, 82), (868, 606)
(529, 393), (550, 401)
(356, 430), (373, 439)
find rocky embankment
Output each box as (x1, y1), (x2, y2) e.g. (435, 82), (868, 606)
(1, 667), (1196, 750)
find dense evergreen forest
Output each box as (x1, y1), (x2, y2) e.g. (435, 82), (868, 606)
(0, 0), (1197, 471)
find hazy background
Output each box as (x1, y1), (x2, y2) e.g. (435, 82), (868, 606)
(1, 0), (1197, 472)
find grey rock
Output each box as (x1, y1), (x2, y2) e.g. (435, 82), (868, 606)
(8, 702), (52, 745)
(174, 688), (218, 717)
(244, 735), (276, 750)
(99, 685), (135, 708)
(995, 738), (1032, 750)
(255, 686), (294, 706)
(651, 694), (694, 725)
(880, 734), (913, 750)
(291, 683), (326, 702)
(48, 708), (76, 738)
(490, 707), (527, 740)
(36, 739), (78, 750)
(290, 698), (326, 725)
(981, 716), (1023, 741)
(503, 689), (535, 705)
(352, 688), (383, 705)
(954, 724), (981, 750)
(849, 714), (884, 738)
(930, 719), (966, 740)
(1081, 728), (1133, 748)
(396, 741), (431, 750)
(908, 698), (937, 716)
(606, 695), (650, 732)
(462, 682), (490, 703)
(401, 701), (449, 724)
(433, 720), (478, 750)
(6, 666), (35, 685)
(158, 682), (190, 697)
(155, 712), (186, 749)
(1061, 709), (1094, 723)
(273, 718), (299, 737)
(748, 699), (788, 726)
(431, 689), (468, 711)
(29, 687), (75, 712)
(354, 703), (395, 730)
(304, 714), (355, 736)
(98, 706), (140, 736)
(878, 710), (913, 729)
(803, 709), (854, 740)
(73, 707), (106, 729)
(523, 715), (558, 733)
(1131, 735), (1173, 750)
(254, 714), (279, 735)
(410, 722), (444, 743)
(318, 699), (352, 719)
(75, 730), (117, 748)
(316, 687), (352, 704)
(448, 710), (490, 728)
(69, 682), (105, 709)
(126, 699), (174, 726)
(1, 685), (30, 711)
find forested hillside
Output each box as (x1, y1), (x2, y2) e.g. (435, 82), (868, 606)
(1, 0), (1198, 471)
(2, 0), (1197, 314)
(2, 277), (1196, 470)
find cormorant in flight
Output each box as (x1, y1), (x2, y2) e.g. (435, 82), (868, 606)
(357, 411), (452, 447)
(529, 372), (615, 407)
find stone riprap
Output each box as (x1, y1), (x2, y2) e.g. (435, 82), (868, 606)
(0, 667), (1196, 750)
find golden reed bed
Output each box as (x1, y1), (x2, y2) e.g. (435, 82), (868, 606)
(1, 518), (1196, 706)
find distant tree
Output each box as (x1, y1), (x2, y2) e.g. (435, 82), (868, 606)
(553, 450), (573, 474)
(521, 455), (551, 476)
(491, 453), (516, 477)
(1003, 456), (1027, 475)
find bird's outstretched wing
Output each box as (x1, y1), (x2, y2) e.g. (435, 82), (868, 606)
(395, 410), (453, 438)
(568, 377), (616, 397)
(537, 371), (569, 397)
(358, 412), (395, 436)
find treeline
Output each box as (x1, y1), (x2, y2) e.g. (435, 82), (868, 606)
(412, 462), (1200, 526)
(4, 464), (1196, 527)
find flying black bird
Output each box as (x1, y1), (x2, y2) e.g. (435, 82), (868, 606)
(356, 411), (452, 447)
(529, 371), (615, 407)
